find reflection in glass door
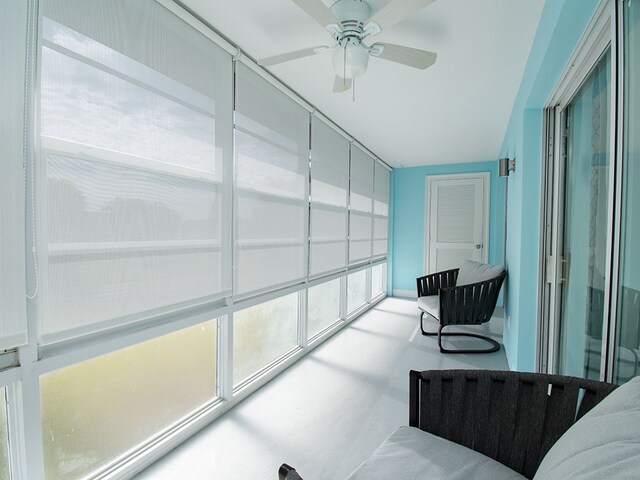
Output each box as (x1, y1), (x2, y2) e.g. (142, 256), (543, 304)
(613, 1), (640, 384)
(556, 50), (611, 379)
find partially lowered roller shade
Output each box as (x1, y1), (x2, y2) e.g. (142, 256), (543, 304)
(309, 117), (349, 276)
(234, 62), (310, 296)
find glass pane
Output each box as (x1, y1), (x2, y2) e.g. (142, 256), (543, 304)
(41, 321), (217, 480)
(371, 264), (386, 299)
(0, 387), (9, 480)
(233, 293), (298, 385)
(347, 270), (367, 315)
(557, 50), (611, 380)
(614, 2), (640, 385)
(308, 279), (341, 339)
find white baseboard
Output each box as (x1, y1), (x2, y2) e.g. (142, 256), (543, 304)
(392, 289), (417, 298)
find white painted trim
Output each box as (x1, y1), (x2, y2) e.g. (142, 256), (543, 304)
(393, 289), (417, 298)
(546, 0), (613, 108)
(424, 172), (491, 275)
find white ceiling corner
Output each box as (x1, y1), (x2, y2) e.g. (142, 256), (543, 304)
(182, 0), (544, 168)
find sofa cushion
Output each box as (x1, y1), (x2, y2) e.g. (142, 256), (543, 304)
(533, 376), (640, 479)
(346, 426), (526, 480)
(456, 260), (504, 286)
(418, 295), (440, 322)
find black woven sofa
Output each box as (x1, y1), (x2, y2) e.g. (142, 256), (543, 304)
(279, 369), (640, 480)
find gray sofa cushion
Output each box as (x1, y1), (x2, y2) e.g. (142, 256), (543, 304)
(346, 426), (526, 480)
(418, 295), (440, 321)
(533, 376), (640, 479)
(456, 260), (504, 286)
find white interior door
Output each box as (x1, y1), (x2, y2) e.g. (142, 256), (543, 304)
(426, 173), (489, 273)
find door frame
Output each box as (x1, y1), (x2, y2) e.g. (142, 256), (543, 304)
(538, 0), (618, 380)
(424, 172), (490, 274)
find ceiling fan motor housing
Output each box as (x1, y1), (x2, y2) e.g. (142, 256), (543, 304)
(330, 0), (373, 79)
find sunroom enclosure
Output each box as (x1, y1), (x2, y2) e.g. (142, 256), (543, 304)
(0, 0), (389, 478)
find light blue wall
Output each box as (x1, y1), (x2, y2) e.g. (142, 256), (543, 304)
(499, 0), (600, 371)
(390, 161), (505, 293)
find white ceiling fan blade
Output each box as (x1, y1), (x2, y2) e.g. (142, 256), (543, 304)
(370, 43), (437, 69)
(368, 0), (438, 30)
(258, 46), (331, 66)
(290, 0), (338, 28)
(333, 76), (352, 93)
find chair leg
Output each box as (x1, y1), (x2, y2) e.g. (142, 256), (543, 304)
(437, 324), (500, 354)
(420, 313), (499, 353)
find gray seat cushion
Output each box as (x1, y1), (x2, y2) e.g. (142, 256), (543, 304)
(346, 426), (526, 480)
(533, 376), (640, 479)
(456, 260), (504, 286)
(417, 295), (440, 321)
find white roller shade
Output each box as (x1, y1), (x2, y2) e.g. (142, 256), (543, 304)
(40, 0), (233, 343)
(349, 146), (374, 263)
(310, 118), (349, 276)
(0, 0), (28, 349)
(373, 162), (390, 257)
(234, 63), (309, 296)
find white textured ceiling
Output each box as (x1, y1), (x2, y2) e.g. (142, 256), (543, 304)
(182, 0), (544, 167)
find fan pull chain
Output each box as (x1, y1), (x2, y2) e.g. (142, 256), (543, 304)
(352, 77), (356, 102)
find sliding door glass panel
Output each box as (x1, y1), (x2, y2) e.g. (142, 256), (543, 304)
(308, 279), (341, 339)
(614, 3), (640, 385)
(41, 321), (217, 480)
(347, 270), (367, 315)
(0, 387), (9, 480)
(233, 293), (298, 385)
(557, 50), (611, 380)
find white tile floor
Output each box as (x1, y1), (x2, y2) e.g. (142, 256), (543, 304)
(136, 297), (509, 480)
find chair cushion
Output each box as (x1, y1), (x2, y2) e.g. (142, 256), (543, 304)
(456, 260), (505, 286)
(346, 426), (526, 480)
(418, 295), (440, 321)
(533, 376), (640, 479)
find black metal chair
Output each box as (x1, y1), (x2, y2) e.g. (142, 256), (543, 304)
(416, 267), (506, 353)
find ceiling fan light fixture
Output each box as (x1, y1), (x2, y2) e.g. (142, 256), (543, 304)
(332, 40), (370, 79)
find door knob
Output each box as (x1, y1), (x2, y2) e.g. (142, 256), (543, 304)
(475, 244), (482, 249)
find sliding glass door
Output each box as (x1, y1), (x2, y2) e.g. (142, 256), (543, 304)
(555, 50), (612, 379)
(613, 1), (640, 384)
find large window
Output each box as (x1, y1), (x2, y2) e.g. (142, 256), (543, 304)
(371, 263), (387, 299)
(233, 293), (299, 385)
(40, 321), (217, 480)
(0, 0), (391, 477)
(347, 270), (368, 315)
(308, 279), (341, 339)
(39, 0), (232, 343)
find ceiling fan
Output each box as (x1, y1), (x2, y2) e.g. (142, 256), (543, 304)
(258, 0), (438, 93)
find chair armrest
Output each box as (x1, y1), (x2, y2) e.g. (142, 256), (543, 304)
(438, 271), (506, 326)
(279, 463), (304, 480)
(409, 370), (616, 479)
(416, 269), (459, 297)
